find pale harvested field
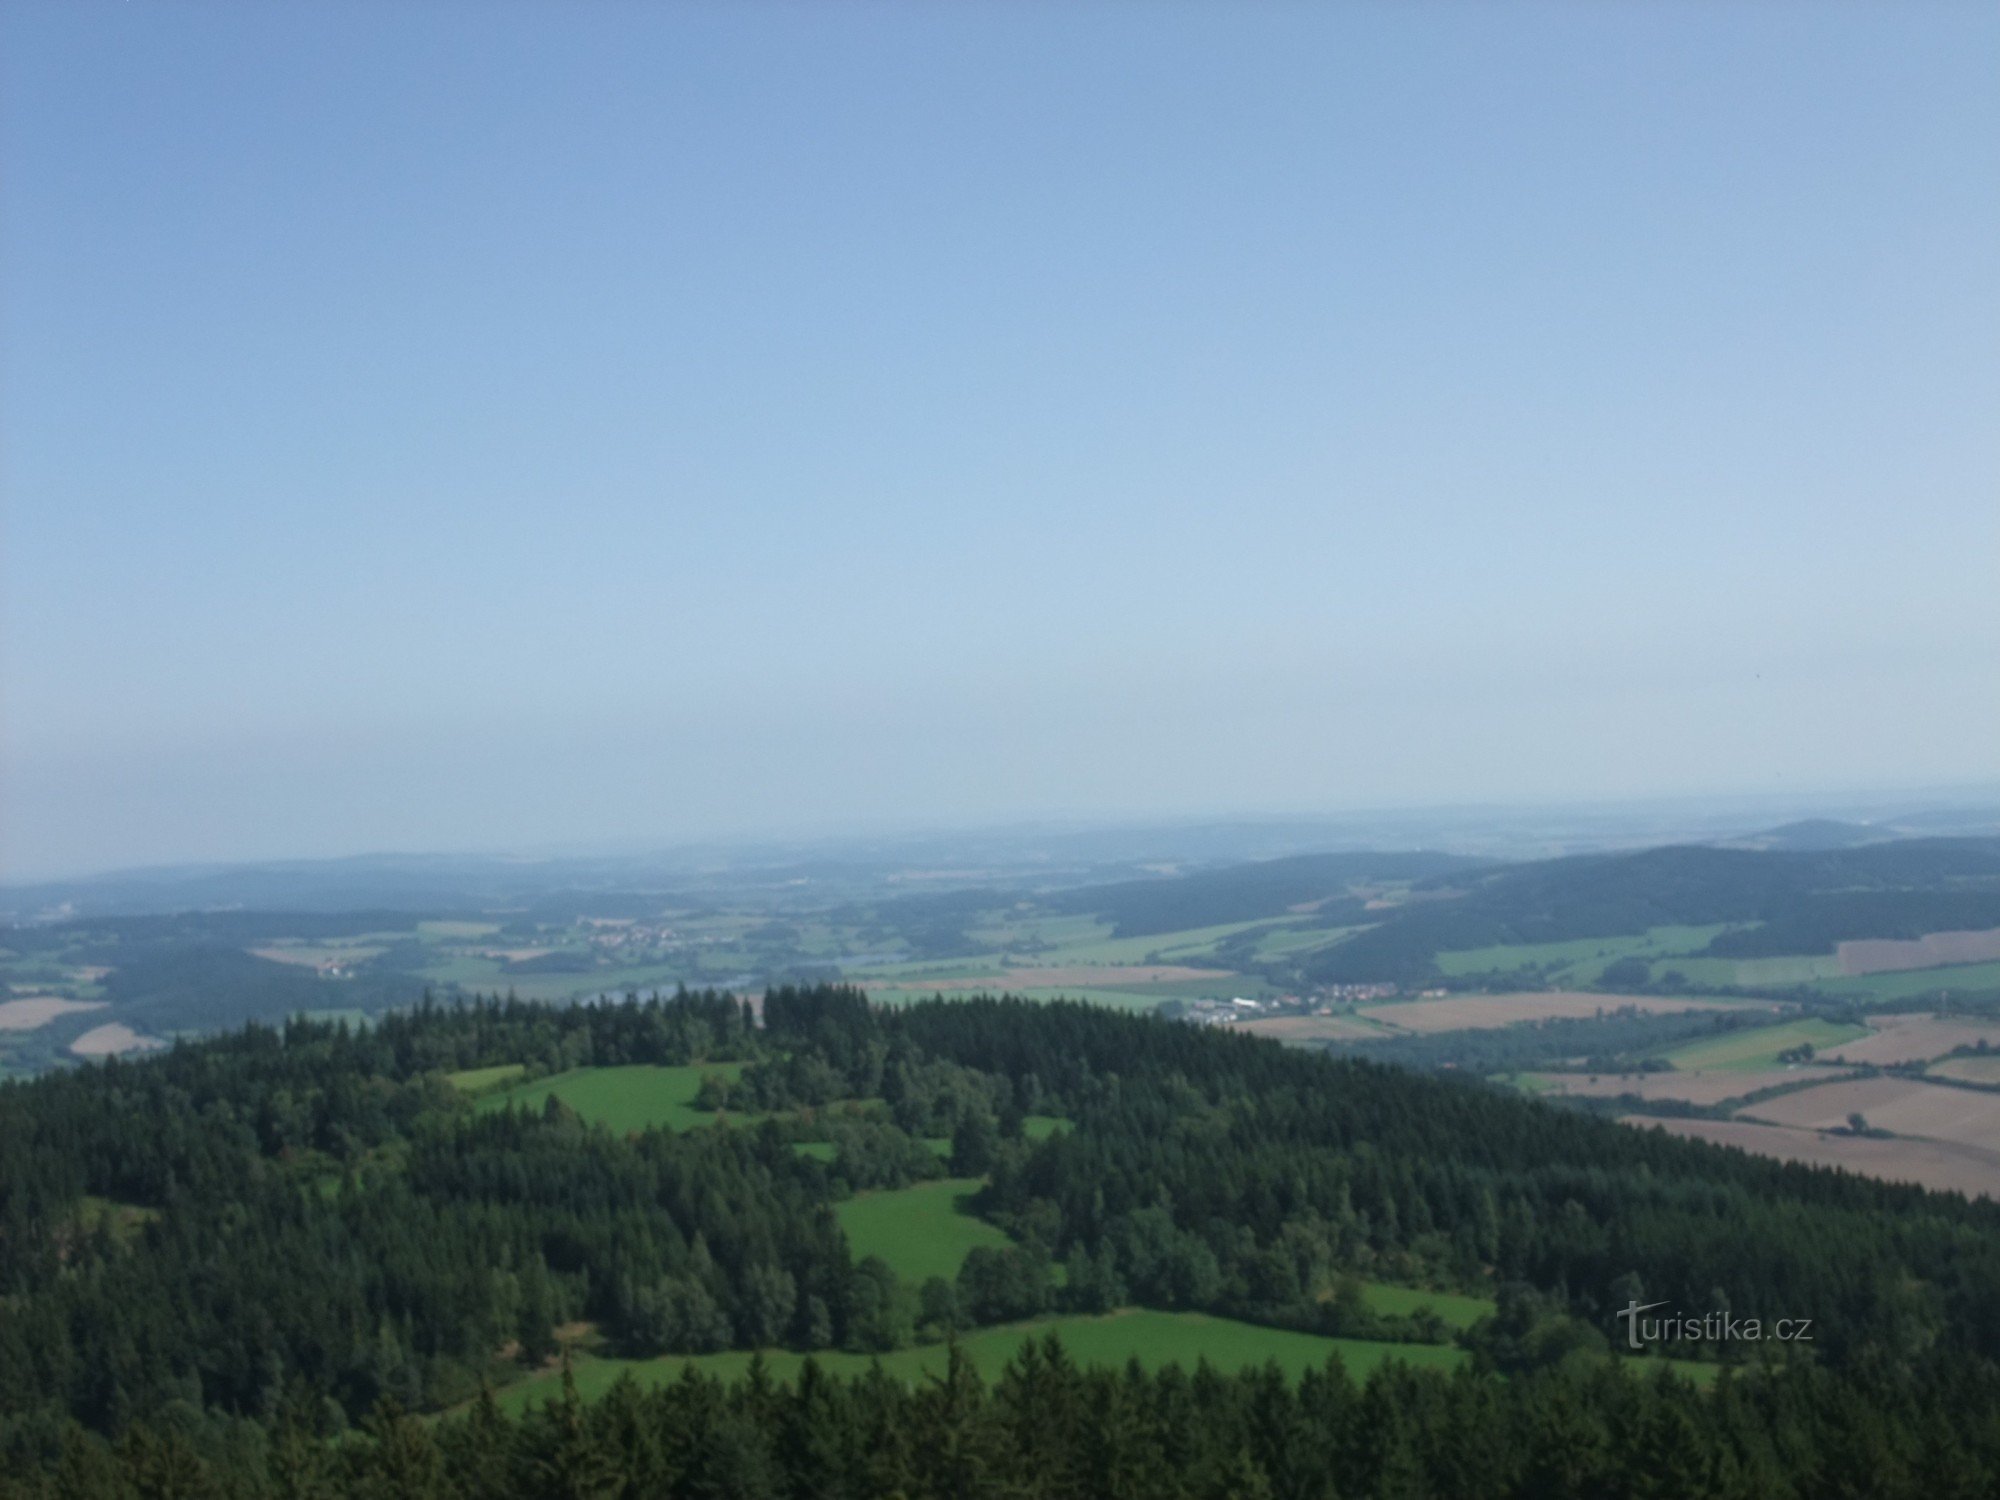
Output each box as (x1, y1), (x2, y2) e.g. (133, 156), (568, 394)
(1524, 1067), (1847, 1107)
(0, 996), (105, 1031)
(1840, 927), (2000, 976)
(1818, 1013), (2000, 1066)
(70, 1023), (164, 1057)
(1741, 1074), (2000, 1152)
(1627, 1116), (2000, 1200)
(1238, 1014), (1392, 1043)
(1357, 992), (1758, 1035)
(1931, 1055), (2000, 1085)
(879, 965), (1234, 991)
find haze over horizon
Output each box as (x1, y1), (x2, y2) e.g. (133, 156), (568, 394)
(5, 4), (1996, 880)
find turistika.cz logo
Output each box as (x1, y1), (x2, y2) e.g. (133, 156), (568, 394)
(1617, 1300), (1814, 1350)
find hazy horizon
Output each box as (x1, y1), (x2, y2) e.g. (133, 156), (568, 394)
(6, 4), (1996, 880)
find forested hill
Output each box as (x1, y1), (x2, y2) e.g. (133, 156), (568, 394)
(4, 988), (2000, 1496)
(1283, 836), (2000, 983)
(1047, 850), (1489, 937)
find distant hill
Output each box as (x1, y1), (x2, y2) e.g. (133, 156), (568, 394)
(1723, 818), (1893, 852)
(1296, 840), (2000, 992)
(1047, 851), (1492, 937)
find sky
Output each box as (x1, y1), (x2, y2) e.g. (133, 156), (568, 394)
(2, 2), (1996, 880)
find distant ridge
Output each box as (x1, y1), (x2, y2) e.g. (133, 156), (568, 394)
(1722, 818), (1893, 852)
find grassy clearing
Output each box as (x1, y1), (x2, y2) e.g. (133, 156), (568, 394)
(447, 1063), (527, 1094)
(1652, 1019), (1867, 1072)
(1251, 924), (1367, 960)
(1040, 919), (1284, 967)
(834, 1178), (1014, 1284)
(1358, 1282), (1494, 1330)
(493, 1309), (1470, 1415)
(478, 1063), (748, 1134)
(1022, 1114), (1069, 1141)
(294, 1007), (374, 1028)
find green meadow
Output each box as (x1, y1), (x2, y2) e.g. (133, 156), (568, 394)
(477, 1062), (748, 1134)
(834, 1178), (1015, 1284)
(493, 1310), (1471, 1415)
(1813, 960), (2000, 1004)
(446, 1063), (526, 1094)
(1653, 1019), (1866, 1072)
(1357, 1282), (1494, 1330)
(1435, 925), (1736, 984)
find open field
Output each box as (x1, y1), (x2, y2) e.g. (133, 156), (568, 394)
(477, 1063), (748, 1133)
(249, 944), (386, 968)
(417, 920), (501, 939)
(1812, 960), (2000, 1004)
(1742, 1074), (2000, 1152)
(1931, 1055), (2000, 1085)
(1635, 954), (1848, 989)
(1521, 1067), (1848, 1107)
(1841, 927), (2000, 976)
(1238, 1013), (1397, 1043)
(1653, 1018), (1867, 1072)
(1435, 925), (1736, 983)
(1357, 1283), (1495, 1330)
(834, 1178), (1015, 1284)
(1358, 992), (1759, 1035)
(1251, 924), (1366, 959)
(1627, 1116), (2000, 1200)
(492, 1309), (1472, 1416)
(0, 997), (104, 1030)
(1818, 1014), (2000, 1067)
(69, 1023), (163, 1057)
(446, 1063), (527, 1093)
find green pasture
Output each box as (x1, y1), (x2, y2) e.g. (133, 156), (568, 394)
(446, 1063), (526, 1094)
(294, 1007), (374, 1029)
(834, 1177), (1015, 1284)
(1251, 924), (1367, 960)
(493, 1310), (1471, 1415)
(1358, 1282), (1494, 1330)
(1435, 925), (1735, 983)
(1813, 960), (2000, 1004)
(1652, 1019), (1866, 1072)
(1040, 919), (1283, 966)
(477, 1063), (748, 1134)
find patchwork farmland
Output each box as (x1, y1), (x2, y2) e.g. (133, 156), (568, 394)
(1741, 1074), (2000, 1152)
(1356, 991), (1761, 1035)
(1817, 1013), (2000, 1067)
(1628, 1116), (2000, 1200)
(1522, 1067), (1849, 1108)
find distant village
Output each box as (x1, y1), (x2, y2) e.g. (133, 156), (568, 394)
(1166, 983), (1429, 1027)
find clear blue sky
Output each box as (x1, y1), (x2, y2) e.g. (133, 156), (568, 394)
(3, 3), (1996, 878)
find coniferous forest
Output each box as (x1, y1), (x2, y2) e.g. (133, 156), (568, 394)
(4, 986), (2000, 1498)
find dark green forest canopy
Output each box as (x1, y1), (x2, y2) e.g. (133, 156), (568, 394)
(4, 986), (2000, 1496)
